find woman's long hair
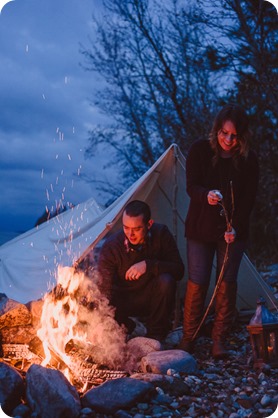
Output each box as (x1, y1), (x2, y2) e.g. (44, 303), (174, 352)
(209, 104), (251, 166)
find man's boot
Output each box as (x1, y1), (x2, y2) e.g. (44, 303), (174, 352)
(212, 281), (237, 359)
(178, 280), (208, 353)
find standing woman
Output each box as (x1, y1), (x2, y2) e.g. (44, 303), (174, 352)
(179, 104), (259, 358)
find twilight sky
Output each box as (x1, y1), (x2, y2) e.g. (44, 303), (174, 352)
(0, 0), (110, 237)
(0, 0), (277, 240)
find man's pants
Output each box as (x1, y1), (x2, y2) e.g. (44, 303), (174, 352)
(112, 273), (176, 339)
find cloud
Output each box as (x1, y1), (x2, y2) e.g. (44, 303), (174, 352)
(0, 0), (14, 14)
(0, 0), (107, 235)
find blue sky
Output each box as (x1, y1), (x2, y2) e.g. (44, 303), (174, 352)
(0, 0), (110, 235)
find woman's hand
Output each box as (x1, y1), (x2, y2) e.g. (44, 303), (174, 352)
(207, 190), (223, 205)
(224, 227), (236, 244)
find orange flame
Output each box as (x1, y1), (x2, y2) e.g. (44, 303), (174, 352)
(37, 265), (130, 380)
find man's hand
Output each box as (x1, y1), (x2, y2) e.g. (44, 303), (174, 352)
(126, 261), (147, 280)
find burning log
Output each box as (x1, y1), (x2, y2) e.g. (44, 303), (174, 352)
(76, 366), (128, 386)
(1, 343), (40, 363)
(64, 338), (129, 386)
(28, 336), (71, 371)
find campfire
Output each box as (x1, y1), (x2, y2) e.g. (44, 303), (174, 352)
(1, 265), (178, 417)
(0, 265), (135, 389)
(2, 267), (277, 418)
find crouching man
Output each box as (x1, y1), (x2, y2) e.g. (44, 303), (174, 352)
(97, 200), (184, 342)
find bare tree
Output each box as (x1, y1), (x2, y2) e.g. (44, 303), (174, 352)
(81, 0), (277, 264)
(205, 0), (278, 265)
(80, 0), (217, 198)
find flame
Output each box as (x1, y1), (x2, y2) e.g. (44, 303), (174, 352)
(37, 265), (131, 381)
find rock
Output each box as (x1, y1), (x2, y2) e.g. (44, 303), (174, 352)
(237, 394), (253, 409)
(115, 410), (133, 418)
(141, 349), (198, 374)
(1, 304), (278, 418)
(260, 393), (272, 407)
(127, 317), (147, 338)
(0, 361), (25, 416)
(130, 372), (190, 396)
(0, 294), (20, 315)
(164, 327), (183, 346)
(12, 403), (32, 417)
(0, 303), (31, 329)
(1, 325), (37, 344)
(25, 299), (43, 328)
(81, 377), (155, 414)
(127, 336), (161, 361)
(126, 336), (162, 371)
(80, 407), (93, 414)
(26, 364), (81, 418)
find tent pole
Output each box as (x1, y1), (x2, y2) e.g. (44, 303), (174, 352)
(172, 145), (181, 329)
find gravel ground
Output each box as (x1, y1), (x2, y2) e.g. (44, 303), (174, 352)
(112, 322), (278, 418)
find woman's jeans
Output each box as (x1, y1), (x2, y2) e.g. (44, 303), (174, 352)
(187, 238), (246, 285)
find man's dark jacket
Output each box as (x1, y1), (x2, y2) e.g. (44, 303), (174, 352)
(97, 223), (184, 300)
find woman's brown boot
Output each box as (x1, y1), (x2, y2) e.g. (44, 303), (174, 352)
(212, 281), (237, 359)
(178, 280), (208, 353)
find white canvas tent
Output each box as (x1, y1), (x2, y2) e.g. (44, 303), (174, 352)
(0, 144), (276, 313)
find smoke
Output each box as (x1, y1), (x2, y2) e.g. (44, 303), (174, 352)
(37, 266), (136, 373)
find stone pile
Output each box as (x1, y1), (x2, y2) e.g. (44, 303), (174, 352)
(1, 324), (278, 418)
(1, 287), (278, 418)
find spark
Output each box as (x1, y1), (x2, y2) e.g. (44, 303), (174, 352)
(41, 169), (44, 179)
(25, 44), (29, 53)
(56, 154), (59, 159)
(42, 94), (46, 100)
(68, 154), (71, 160)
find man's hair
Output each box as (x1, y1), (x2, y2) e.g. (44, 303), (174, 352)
(123, 200), (151, 224)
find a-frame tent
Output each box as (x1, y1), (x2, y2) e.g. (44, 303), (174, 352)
(0, 144), (276, 313)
